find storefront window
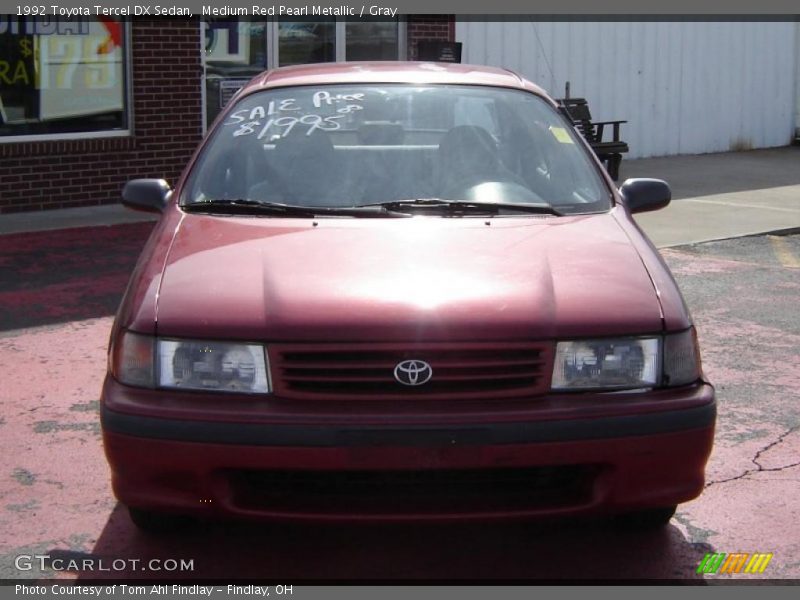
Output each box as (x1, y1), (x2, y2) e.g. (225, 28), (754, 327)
(0, 16), (128, 139)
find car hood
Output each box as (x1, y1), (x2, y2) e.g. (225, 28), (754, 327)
(155, 212), (663, 341)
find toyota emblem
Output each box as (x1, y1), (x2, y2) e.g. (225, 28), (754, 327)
(394, 359), (433, 386)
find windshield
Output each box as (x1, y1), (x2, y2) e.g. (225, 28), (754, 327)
(182, 84), (612, 215)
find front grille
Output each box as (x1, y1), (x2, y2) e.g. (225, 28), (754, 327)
(269, 342), (553, 400)
(227, 465), (599, 516)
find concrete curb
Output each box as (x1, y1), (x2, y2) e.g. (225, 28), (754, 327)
(655, 226), (800, 249)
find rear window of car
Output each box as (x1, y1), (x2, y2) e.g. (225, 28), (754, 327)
(182, 84), (612, 214)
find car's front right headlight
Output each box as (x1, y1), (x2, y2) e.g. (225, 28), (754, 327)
(112, 332), (271, 394)
(552, 337), (660, 390)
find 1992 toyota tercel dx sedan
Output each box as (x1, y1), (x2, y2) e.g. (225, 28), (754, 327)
(101, 62), (715, 532)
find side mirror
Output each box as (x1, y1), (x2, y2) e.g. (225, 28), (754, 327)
(122, 179), (171, 213)
(619, 178), (671, 214)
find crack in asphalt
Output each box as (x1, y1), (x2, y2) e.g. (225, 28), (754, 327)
(705, 425), (800, 488)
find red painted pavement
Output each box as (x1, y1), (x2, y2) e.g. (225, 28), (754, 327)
(0, 222), (155, 332)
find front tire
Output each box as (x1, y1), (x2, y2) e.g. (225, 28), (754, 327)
(612, 505), (677, 530)
(128, 507), (193, 533)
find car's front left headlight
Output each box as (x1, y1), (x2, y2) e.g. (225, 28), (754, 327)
(551, 329), (701, 391)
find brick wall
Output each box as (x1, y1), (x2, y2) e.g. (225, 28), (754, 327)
(407, 15), (456, 60)
(0, 19), (203, 214)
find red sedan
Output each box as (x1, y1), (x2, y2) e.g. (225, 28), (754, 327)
(101, 61), (715, 531)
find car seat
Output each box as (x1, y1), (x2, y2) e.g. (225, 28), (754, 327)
(250, 130), (341, 205)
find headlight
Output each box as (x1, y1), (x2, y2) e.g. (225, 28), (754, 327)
(157, 339), (271, 393)
(552, 337), (660, 390)
(551, 329), (702, 391)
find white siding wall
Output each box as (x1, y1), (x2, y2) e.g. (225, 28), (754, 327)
(457, 19), (797, 158)
(795, 21), (800, 138)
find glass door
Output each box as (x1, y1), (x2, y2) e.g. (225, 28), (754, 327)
(345, 18), (401, 61)
(270, 18), (404, 68)
(276, 18), (336, 66)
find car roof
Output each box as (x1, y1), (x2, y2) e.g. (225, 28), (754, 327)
(243, 61), (553, 102)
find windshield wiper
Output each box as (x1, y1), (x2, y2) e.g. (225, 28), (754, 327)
(182, 199), (408, 218)
(358, 198), (562, 216)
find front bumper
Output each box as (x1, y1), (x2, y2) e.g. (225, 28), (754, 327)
(101, 378), (716, 522)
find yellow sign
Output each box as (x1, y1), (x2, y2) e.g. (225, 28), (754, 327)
(549, 126), (574, 144)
